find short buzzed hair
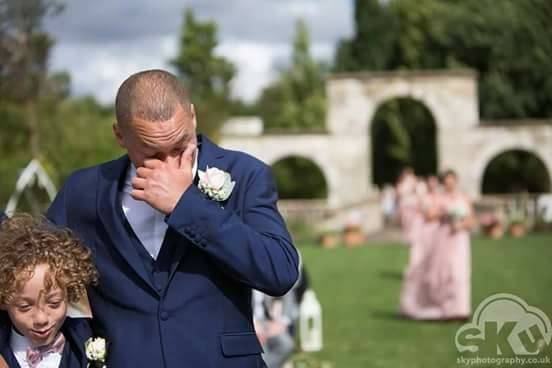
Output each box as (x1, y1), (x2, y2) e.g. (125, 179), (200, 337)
(115, 69), (191, 128)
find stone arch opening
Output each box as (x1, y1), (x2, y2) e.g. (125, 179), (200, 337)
(271, 156), (328, 199)
(370, 97), (438, 187)
(481, 149), (551, 194)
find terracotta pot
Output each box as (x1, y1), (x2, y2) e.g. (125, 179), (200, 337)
(509, 223), (526, 238)
(486, 223), (504, 239)
(319, 233), (339, 249)
(343, 226), (364, 248)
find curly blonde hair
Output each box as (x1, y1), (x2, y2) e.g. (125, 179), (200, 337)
(0, 214), (98, 305)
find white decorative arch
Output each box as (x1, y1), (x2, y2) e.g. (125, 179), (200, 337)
(5, 159), (57, 216)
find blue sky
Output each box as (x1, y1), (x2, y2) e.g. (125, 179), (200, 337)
(45, 0), (354, 104)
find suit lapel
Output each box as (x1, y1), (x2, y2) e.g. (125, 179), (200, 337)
(167, 135), (225, 283)
(96, 156), (157, 293)
(196, 135), (226, 175)
(0, 319), (21, 368)
(61, 318), (93, 367)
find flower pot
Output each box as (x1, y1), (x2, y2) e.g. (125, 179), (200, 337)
(509, 223), (526, 238)
(485, 223), (504, 239)
(318, 233), (339, 249)
(343, 225), (364, 248)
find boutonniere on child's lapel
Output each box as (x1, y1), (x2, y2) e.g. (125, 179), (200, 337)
(85, 337), (107, 368)
(198, 167), (235, 202)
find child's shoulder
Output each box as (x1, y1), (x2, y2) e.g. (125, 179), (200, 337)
(0, 354), (8, 368)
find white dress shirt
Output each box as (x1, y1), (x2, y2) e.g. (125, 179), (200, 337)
(11, 329), (63, 368)
(121, 152), (198, 260)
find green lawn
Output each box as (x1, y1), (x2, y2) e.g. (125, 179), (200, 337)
(295, 234), (552, 368)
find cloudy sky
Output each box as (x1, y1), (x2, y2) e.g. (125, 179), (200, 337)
(45, 1), (354, 104)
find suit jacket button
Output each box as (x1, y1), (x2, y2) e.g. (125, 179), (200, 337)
(160, 311), (169, 321)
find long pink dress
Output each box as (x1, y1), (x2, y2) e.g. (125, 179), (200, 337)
(397, 176), (422, 246)
(399, 191), (443, 319)
(425, 192), (472, 319)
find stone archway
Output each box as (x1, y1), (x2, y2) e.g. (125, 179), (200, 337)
(220, 69), (552, 233)
(481, 149), (551, 194)
(370, 96), (438, 186)
(271, 155), (328, 199)
(470, 139), (552, 193)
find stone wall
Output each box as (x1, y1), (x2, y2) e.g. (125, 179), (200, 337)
(219, 69), (552, 232)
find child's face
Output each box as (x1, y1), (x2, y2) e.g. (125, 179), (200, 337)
(4, 263), (67, 347)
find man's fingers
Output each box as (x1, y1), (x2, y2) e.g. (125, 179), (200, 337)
(131, 177), (147, 190)
(130, 189), (147, 202)
(143, 159), (162, 169)
(136, 167), (153, 178)
(166, 154), (180, 169)
(180, 143), (197, 169)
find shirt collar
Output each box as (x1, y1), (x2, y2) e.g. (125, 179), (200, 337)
(10, 328), (31, 355)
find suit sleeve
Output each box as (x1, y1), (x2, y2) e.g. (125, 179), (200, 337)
(166, 164), (300, 296)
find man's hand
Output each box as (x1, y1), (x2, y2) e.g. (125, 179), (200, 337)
(131, 144), (196, 214)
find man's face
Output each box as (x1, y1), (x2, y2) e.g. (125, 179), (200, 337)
(114, 104), (197, 168)
(4, 264), (68, 347)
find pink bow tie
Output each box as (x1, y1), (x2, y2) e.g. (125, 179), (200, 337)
(26, 333), (65, 368)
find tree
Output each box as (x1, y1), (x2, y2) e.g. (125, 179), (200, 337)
(170, 8), (236, 138)
(0, 0), (70, 211)
(371, 98), (437, 186)
(257, 19), (326, 132)
(335, 0), (398, 71)
(0, 0), (65, 157)
(336, 0), (552, 120)
(338, 0), (552, 188)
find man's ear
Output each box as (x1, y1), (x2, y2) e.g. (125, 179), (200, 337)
(112, 122), (126, 148)
(190, 104), (197, 129)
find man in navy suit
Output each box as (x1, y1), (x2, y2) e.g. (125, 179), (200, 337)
(47, 69), (300, 367)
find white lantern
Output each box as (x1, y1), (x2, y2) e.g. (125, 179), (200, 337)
(299, 289), (323, 352)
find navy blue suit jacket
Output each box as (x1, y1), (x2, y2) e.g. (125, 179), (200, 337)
(0, 314), (93, 368)
(47, 136), (299, 367)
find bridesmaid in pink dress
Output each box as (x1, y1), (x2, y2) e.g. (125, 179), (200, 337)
(396, 168), (422, 246)
(426, 170), (474, 320)
(400, 175), (444, 319)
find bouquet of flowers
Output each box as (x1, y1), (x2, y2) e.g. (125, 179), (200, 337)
(446, 201), (469, 222)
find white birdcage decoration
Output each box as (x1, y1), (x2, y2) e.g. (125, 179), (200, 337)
(299, 289), (323, 352)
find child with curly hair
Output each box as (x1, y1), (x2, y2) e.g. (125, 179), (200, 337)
(0, 214), (99, 368)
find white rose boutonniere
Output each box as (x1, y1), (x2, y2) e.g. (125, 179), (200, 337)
(198, 167), (235, 202)
(85, 337), (107, 368)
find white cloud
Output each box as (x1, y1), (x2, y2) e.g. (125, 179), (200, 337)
(45, 1), (354, 105)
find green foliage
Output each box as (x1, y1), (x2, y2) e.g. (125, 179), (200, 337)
(371, 98), (437, 186)
(338, 0), (552, 189)
(0, 97), (122, 209)
(258, 19), (326, 133)
(272, 156), (327, 199)
(170, 8), (236, 138)
(482, 150), (551, 194)
(336, 0), (552, 120)
(335, 0), (398, 71)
